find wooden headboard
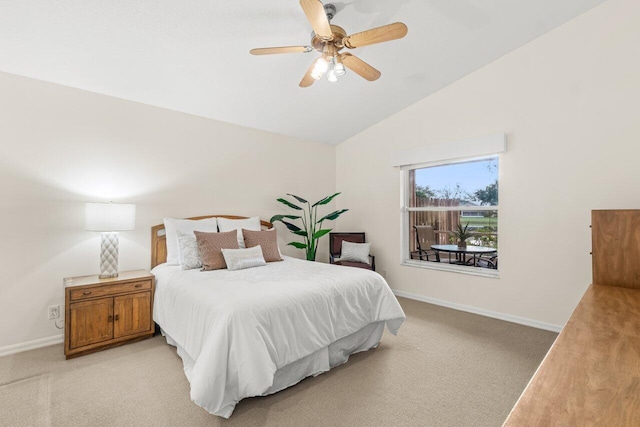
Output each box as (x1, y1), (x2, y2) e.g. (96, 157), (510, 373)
(151, 215), (273, 268)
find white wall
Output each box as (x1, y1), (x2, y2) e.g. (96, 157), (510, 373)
(336, 0), (640, 329)
(0, 72), (335, 350)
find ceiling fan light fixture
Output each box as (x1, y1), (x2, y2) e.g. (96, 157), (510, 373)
(311, 56), (329, 80)
(327, 69), (338, 83)
(334, 55), (346, 77)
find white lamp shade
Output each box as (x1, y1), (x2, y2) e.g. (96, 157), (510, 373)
(85, 203), (136, 231)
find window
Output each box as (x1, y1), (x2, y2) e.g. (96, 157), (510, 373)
(401, 156), (499, 275)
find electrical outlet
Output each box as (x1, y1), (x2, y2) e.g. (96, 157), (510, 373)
(48, 305), (60, 320)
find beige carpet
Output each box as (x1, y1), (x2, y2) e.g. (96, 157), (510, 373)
(0, 374), (51, 427)
(0, 298), (556, 427)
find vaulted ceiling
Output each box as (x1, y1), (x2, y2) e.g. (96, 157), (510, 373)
(0, 0), (606, 144)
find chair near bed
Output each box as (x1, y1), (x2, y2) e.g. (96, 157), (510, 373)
(329, 232), (375, 271)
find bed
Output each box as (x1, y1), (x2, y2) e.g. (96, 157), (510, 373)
(150, 215), (406, 418)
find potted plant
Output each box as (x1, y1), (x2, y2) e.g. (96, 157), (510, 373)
(270, 193), (348, 261)
(451, 222), (473, 248)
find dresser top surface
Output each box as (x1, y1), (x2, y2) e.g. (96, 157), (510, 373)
(63, 270), (153, 288)
(504, 284), (640, 425)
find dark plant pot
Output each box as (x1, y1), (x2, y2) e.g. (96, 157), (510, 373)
(457, 241), (467, 249)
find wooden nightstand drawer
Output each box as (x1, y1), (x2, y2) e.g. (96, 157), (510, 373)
(70, 279), (152, 301)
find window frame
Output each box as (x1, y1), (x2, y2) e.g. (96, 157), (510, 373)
(400, 155), (500, 278)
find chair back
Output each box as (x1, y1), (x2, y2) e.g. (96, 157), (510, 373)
(415, 225), (437, 251)
(329, 232), (366, 257)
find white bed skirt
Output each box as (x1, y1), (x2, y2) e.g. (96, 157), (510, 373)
(162, 320), (385, 415)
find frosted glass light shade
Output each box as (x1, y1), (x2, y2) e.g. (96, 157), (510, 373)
(85, 203), (136, 231)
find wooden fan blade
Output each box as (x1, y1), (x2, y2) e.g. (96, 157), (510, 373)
(250, 46), (312, 55)
(341, 53), (381, 81)
(299, 61), (317, 88)
(343, 22), (408, 49)
(300, 0), (333, 40)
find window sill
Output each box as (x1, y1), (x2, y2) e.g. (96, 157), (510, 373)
(401, 259), (500, 279)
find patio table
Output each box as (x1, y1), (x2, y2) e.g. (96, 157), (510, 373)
(430, 244), (497, 267)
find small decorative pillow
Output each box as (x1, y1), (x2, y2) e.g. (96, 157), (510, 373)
(222, 246), (267, 271)
(340, 241), (371, 264)
(217, 217), (261, 248)
(194, 230), (239, 270)
(242, 228), (283, 262)
(177, 233), (201, 270)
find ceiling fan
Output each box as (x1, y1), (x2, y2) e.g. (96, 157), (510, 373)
(250, 0), (408, 87)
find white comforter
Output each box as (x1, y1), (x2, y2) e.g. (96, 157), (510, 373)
(152, 256), (405, 418)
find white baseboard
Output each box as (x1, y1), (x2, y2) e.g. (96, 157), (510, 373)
(393, 289), (563, 333)
(0, 334), (64, 358)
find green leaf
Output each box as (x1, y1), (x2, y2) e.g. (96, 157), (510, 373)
(288, 241), (307, 249)
(277, 198), (302, 210)
(287, 194), (308, 204)
(293, 230), (308, 237)
(282, 220), (302, 232)
(313, 229), (332, 239)
(317, 209), (349, 223)
(270, 214), (301, 223)
(312, 192), (341, 207)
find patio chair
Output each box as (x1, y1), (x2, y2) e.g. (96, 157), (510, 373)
(477, 253), (498, 269)
(329, 232), (375, 271)
(412, 225), (440, 262)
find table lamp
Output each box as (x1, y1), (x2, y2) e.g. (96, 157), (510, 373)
(85, 202), (136, 278)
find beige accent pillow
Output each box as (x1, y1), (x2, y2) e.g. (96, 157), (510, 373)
(194, 230), (239, 270)
(242, 228), (283, 263)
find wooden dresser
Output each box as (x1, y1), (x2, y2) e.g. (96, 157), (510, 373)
(64, 270), (155, 359)
(503, 210), (640, 425)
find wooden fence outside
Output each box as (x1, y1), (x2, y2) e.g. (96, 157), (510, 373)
(409, 197), (461, 250)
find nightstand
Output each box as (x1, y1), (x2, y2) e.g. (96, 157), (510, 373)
(64, 270), (155, 359)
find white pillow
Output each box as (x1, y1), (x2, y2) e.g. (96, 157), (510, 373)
(221, 245), (266, 271)
(340, 241), (371, 264)
(177, 233), (201, 270)
(164, 217), (218, 265)
(217, 217), (261, 248)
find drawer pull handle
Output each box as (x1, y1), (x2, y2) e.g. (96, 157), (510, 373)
(134, 284), (142, 288)
(108, 315), (113, 322)
(83, 291), (92, 295)
(114, 314), (119, 321)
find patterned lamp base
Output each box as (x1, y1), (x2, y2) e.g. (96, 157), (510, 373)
(99, 232), (120, 278)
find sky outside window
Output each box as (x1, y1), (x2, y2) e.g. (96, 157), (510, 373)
(415, 157), (498, 201)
